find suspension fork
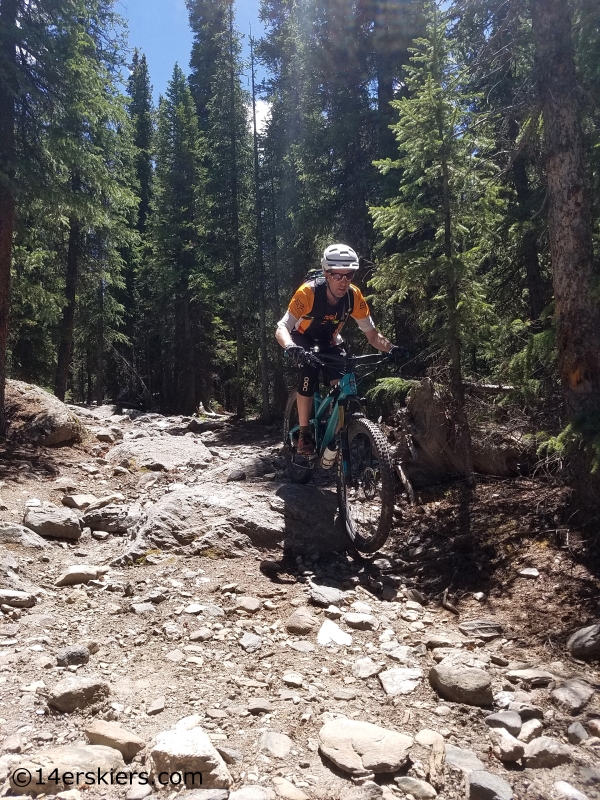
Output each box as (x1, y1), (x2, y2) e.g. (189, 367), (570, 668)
(338, 397), (352, 485)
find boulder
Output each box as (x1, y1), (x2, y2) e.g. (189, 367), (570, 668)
(24, 503), (81, 540)
(429, 663), (493, 706)
(318, 718), (413, 775)
(82, 504), (142, 534)
(567, 624), (600, 660)
(467, 770), (513, 800)
(9, 744), (123, 795)
(148, 715), (232, 789)
(55, 565), (109, 587)
(112, 482), (347, 566)
(85, 720), (145, 761)
(5, 380), (85, 446)
(551, 678), (595, 715)
(107, 437), (213, 471)
(0, 522), (47, 549)
(522, 736), (572, 768)
(47, 675), (110, 713)
(0, 589), (36, 608)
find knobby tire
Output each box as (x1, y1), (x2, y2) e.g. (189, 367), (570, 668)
(337, 417), (395, 553)
(283, 391), (313, 484)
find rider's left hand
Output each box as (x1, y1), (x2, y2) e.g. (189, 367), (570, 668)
(388, 345), (409, 364)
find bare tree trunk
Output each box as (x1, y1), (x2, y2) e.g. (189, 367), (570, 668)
(54, 212), (80, 401)
(531, 0), (600, 503)
(0, 0), (18, 436)
(251, 37), (270, 423)
(96, 281), (104, 406)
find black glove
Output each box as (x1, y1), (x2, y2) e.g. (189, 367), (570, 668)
(388, 345), (409, 364)
(285, 344), (307, 367)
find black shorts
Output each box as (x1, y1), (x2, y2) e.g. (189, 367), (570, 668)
(290, 332), (346, 397)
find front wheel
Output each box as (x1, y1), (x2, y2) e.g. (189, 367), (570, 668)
(283, 391), (314, 484)
(337, 417), (395, 552)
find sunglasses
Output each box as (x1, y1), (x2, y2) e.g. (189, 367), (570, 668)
(328, 272), (353, 282)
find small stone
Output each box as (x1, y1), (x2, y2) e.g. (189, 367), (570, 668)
(2, 734), (22, 753)
(282, 672), (304, 688)
(0, 589), (36, 608)
(227, 469), (246, 482)
(91, 530), (110, 541)
(237, 596), (261, 614)
(325, 604), (344, 619)
(394, 776), (437, 799)
(285, 607), (318, 635)
(568, 721), (589, 745)
(334, 688), (357, 700)
(85, 720), (146, 761)
(429, 663), (493, 707)
(309, 583), (346, 607)
(247, 698), (273, 714)
(190, 627), (212, 641)
(344, 613), (379, 631)
(288, 640), (315, 653)
(467, 770), (513, 800)
(216, 745), (244, 764)
(272, 776), (309, 800)
(229, 788), (275, 800)
(55, 564), (108, 587)
(379, 667), (423, 696)
(488, 728), (524, 763)
(62, 494), (99, 510)
(518, 718), (544, 743)
(523, 736), (572, 768)
(165, 649), (185, 662)
(239, 632), (262, 652)
(318, 718), (413, 775)
(518, 568), (539, 578)
(353, 657), (384, 679)
(317, 619), (352, 646)
(458, 620), (503, 641)
(147, 696), (165, 715)
(56, 645), (90, 667)
(259, 731), (293, 758)
(484, 711), (522, 738)
(48, 675), (110, 713)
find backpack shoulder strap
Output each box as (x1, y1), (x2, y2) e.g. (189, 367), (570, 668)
(301, 278), (327, 320)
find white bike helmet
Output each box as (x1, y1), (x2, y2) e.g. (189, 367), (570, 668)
(321, 243), (360, 271)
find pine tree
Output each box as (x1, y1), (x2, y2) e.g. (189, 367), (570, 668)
(147, 64), (208, 414)
(370, 1), (504, 483)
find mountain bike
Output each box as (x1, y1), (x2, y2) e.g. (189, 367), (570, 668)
(283, 351), (396, 553)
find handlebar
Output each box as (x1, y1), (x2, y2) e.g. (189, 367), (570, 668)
(308, 350), (391, 372)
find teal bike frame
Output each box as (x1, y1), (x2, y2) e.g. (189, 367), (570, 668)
(288, 352), (388, 471)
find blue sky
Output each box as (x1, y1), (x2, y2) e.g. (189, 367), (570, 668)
(118, 0), (266, 102)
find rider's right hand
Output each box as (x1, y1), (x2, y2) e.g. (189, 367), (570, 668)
(284, 344), (307, 367)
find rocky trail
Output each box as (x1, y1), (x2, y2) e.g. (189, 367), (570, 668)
(0, 388), (599, 800)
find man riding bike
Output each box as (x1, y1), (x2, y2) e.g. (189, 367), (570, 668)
(275, 243), (404, 455)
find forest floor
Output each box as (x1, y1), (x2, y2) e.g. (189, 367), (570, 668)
(0, 401), (599, 800)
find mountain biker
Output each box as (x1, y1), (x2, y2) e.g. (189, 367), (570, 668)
(275, 243), (404, 455)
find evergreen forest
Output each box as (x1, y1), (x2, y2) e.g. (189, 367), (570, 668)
(1, 0), (600, 507)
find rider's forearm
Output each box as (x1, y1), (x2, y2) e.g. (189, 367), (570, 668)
(276, 324), (294, 349)
(365, 328), (394, 353)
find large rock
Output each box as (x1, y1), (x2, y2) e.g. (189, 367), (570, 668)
(55, 564), (109, 587)
(318, 718), (413, 775)
(522, 736), (572, 768)
(113, 482), (347, 565)
(85, 720), (145, 761)
(5, 380), (85, 446)
(551, 678), (595, 715)
(0, 588), (36, 608)
(0, 522), (47, 549)
(148, 715), (232, 789)
(82, 504), (142, 534)
(24, 503), (81, 540)
(9, 744), (123, 795)
(467, 770), (513, 800)
(47, 675), (110, 713)
(429, 663), (493, 706)
(567, 624), (600, 660)
(107, 437), (213, 471)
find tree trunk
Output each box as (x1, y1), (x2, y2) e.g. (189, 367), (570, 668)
(0, 0), (18, 436)
(96, 281), (104, 406)
(531, 0), (600, 502)
(54, 212), (80, 401)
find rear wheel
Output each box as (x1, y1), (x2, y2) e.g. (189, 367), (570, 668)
(283, 391), (314, 484)
(337, 417), (395, 552)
